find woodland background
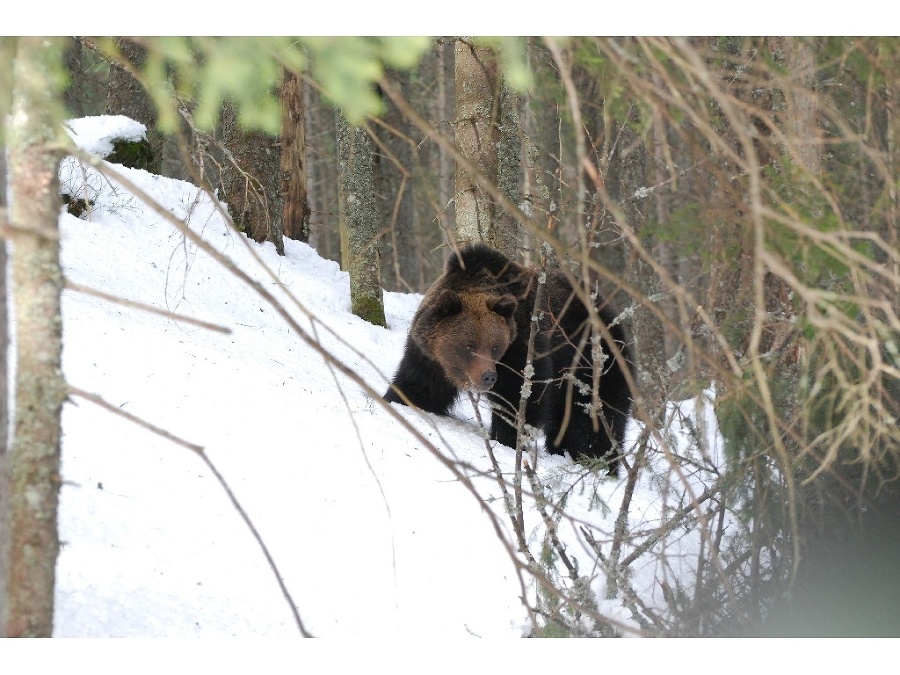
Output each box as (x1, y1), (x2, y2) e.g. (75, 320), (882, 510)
(1, 36), (899, 637)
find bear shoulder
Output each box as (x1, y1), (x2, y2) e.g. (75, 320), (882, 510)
(447, 243), (516, 276)
(445, 243), (533, 296)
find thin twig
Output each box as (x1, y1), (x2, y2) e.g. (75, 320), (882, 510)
(65, 280), (231, 334)
(524, 459), (577, 579)
(469, 391), (537, 567)
(68, 386), (313, 637)
(71, 151), (540, 630)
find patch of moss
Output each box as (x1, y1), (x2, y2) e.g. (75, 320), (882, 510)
(106, 138), (156, 172)
(352, 295), (387, 327)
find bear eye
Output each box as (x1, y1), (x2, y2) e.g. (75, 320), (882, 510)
(467, 344), (476, 353)
(491, 345), (500, 355)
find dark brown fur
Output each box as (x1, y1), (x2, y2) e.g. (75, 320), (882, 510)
(415, 291), (516, 392)
(384, 243), (633, 474)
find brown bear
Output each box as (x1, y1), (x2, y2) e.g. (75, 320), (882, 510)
(384, 243), (633, 474)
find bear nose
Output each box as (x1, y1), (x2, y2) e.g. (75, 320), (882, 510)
(481, 371), (497, 388)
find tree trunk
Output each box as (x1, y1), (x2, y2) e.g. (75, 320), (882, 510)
(62, 40), (88, 118)
(496, 83), (523, 256)
(220, 99), (285, 255)
(305, 83), (341, 263)
(453, 40), (520, 257)
(336, 110), (386, 327)
(611, 119), (670, 425)
(0, 35), (13, 639)
(374, 69), (418, 292)
(0, 220), (8, 639)
(4, 36), (68, 638)
(429, 38), (456, 283)
(280, 68), (310, 243)
(783, 37), (821, 177)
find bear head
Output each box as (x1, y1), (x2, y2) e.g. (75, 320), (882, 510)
(413, 290), (517, 392)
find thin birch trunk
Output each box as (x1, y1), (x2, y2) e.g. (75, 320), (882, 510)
(4, 36), (68, 638)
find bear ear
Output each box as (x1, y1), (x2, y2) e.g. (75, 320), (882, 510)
(430, 289), (463, 320)
(488, 294), (517, 319)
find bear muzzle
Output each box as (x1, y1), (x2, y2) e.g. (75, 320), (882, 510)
(460, 365), (498, 392)
(479, 370), (497, 389)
